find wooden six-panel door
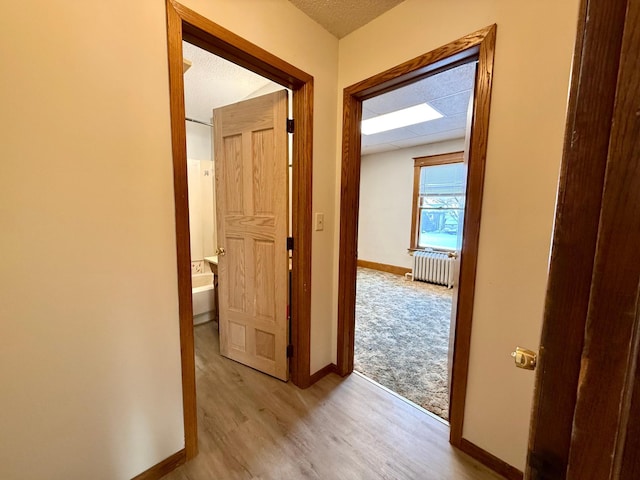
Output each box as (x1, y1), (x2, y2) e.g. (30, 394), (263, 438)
(213, 90), (289, 381)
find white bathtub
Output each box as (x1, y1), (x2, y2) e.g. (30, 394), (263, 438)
(192, 272), (216, 325)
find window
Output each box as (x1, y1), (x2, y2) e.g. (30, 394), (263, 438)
(410, 152), (465, 251)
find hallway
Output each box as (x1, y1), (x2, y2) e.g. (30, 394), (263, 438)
(164, 323), (503, 480)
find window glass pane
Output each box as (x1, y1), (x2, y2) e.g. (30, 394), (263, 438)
(417, 162), (465, 250)
(419, 162), (465, 196)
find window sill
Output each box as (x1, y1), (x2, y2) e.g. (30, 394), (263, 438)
(407, 247), (459, 257)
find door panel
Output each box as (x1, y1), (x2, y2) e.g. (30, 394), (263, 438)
(223, 135), (244, 214)
(255, 240), (276, 319)
(226, 237), (246, 312)
(252, 129), (276, 214)
(214, 90), (289, 381)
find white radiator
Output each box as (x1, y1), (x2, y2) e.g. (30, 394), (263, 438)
(412, 250), (455, 288)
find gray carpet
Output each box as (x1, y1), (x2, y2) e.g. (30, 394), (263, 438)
(354, 267), (452, 420)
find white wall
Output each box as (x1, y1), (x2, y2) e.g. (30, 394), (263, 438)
(0, 0), (338, 478)
(358, 139), (465, 269)
(187, 160), (215, 261)
(0, 2), (184, 478)
(0, 0), (583, 475)
(186, 121), (212, 161)
(337, 0), (580, 469)
(243, 82), (286, 101)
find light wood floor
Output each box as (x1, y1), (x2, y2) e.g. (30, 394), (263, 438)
(163, 323), (504, 480)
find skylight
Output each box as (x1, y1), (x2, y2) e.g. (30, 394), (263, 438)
(361, 103), (443, 135)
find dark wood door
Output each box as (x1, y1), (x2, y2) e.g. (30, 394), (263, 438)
(526, 0), (640, 478)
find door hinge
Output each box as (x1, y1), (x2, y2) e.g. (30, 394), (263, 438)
(287, 118), (294, 134)
(287, 236), (294, 251)
(287, 344), (294, 358)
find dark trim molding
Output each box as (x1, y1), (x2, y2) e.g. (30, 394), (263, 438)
(459, 439), (523, 480)
(309, 363), (338, 384)
(413, 151), (464, 168)
(131, 449), (186, 480)
(357, 259), (412, 276)
(525, 0), (630, 477)
(166, 0), (314, 461)
(165, 1), (198, 460)
(336, 25), (497, 455)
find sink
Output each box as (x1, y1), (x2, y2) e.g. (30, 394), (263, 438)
(204, 255), (218, 274)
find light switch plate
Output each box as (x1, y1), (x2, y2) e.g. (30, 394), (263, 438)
(315, 212), (325, 231)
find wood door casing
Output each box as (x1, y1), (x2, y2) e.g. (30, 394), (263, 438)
(213, 90), (289, 381)
(337, 27), (497, 467)
(526, 0), (640, 478)
(166, 0), (315, 459)
(448, 65), (475, 397)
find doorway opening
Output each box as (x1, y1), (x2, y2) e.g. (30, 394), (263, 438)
(183, 40), (293, 381)
(354, 62), (476, 422)
(337, 25), (496, 447)
(166, 0), (314, 459)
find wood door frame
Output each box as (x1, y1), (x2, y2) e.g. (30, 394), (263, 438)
(166, 0), (314, 460)
(526, 0), (635, 477)
(336, 25), (496, 448)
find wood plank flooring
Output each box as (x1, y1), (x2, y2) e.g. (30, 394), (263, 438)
(163, 323), (504, 480)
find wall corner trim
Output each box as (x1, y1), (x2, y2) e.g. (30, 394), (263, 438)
(458, 439), (523, 480)
(131, 449), (186, 480)
(309, 363), (338, 384)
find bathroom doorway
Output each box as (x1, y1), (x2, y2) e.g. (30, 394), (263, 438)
(165, 1), (315, 458)
(183, 41), (292, 382)
(183, 40), (293, 379)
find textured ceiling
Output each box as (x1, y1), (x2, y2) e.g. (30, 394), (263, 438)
(183, 41), (475, 156)
(288, 0), (405, 38)
(182, 41), (279, 123)
(362, 62), (477, 155)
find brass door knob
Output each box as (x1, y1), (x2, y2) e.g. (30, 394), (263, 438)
(511, 347), (537, 370)
(215, 247), (226, 256)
